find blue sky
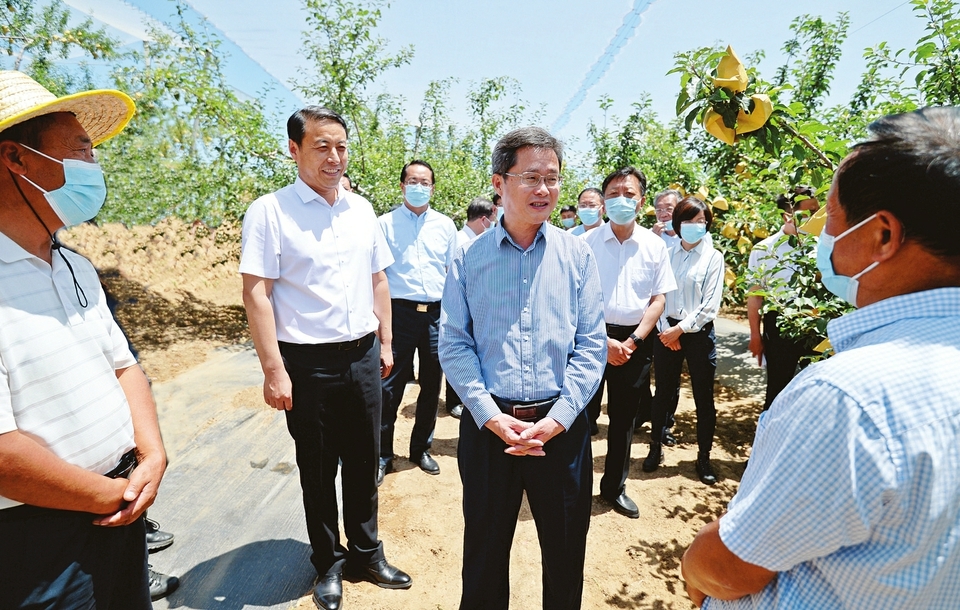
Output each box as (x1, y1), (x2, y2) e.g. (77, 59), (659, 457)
(60, 0), (925, 158)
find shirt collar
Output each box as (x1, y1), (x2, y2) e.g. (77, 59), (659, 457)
(398, 203), (430, 220)
(495, 220), (549, 251)
(828, 287), (960, 353)
(600, 221), (643, 243)
(0, 230), (35, 263)
(294, 176), (343, 207)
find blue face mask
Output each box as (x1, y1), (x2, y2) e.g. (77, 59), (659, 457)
(680, 222), (708, 244)
(19, 144), (106, 228)
(577, 207), (600, 226)
(497, 206), (504, 223)
(604, 196), (638, 225)
(404, 184), (431, 207)
(561, 217), (576, 228)
(815, 213), (879, 306)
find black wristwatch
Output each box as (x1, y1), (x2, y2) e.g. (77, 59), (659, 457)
(628, 333), (641, 345)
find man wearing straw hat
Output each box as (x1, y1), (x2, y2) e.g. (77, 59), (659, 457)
(0, 71), (168, 608)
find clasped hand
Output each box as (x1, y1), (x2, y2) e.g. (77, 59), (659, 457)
(485, 413), (565, 456)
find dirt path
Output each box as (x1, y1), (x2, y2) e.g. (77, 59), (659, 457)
(142, 319), (762, 610)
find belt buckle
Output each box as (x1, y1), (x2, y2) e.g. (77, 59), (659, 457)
(512, 406), (537, 421)
(339, 338), (361, 350)
(416, 303), (428, 313)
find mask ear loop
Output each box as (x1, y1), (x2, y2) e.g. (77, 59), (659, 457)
(8, 167), (88, 308)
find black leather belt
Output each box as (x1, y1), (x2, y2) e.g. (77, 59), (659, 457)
(315, 333), (376, 351)
(105, 449), (138, 479)
(393, 299), (441, 313)
(605, 323), (639, 340)
(491, 395), (559, 422)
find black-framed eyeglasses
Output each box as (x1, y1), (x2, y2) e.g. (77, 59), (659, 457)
(503, 172), (562, 188)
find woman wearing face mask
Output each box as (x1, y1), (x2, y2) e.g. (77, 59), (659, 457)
(643, 196), (725, 485)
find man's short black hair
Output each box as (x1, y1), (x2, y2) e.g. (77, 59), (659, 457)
(601, 167), (647, 197)
(466, 197), (495, 221)
(287, 106), (348, 145)
(577, 187), (603, 202)
(775, 185), (816, 212)
(560, 205), (577, 214)
(401, 159), (435, 184)
(491, 127), (564, 176)
(492, 193), (501, 206)
(836, 107), (960, 257)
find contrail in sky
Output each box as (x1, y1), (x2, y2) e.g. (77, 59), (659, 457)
(551, 0), (657, 133)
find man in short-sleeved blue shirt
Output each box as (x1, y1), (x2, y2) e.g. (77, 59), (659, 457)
(681, 107), (960, 609)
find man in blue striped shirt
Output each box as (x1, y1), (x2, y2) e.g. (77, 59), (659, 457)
(682, 107), (960, 609)
(440, 127), (606, 610)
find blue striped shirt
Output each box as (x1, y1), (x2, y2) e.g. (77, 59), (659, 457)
(708, 287), (960, 609)
(439, 222), (606, 430)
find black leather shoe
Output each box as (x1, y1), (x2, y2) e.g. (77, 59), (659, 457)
(696, 452), (718, 485)
(661, 428), (677, 447)
(377, 459), (392, 487)
(642, 443), (663, 473)
(447, 404), (463, 419)
(312, 572), (343, 610)
(353, 559), (412, 589)
(414, 452), (440, 475)
(604, 493), (639, 519)
(145, 517), (175, 552)
(148, 565), (179, 601)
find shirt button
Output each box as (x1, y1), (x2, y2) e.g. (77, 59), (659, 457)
(523, 279), (527, 284)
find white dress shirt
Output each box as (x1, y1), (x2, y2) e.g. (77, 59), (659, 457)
(583, 222), (677, 326)
(379, 205), (457, 302)
(239, 177), (394, 344)
(662, 239), (724, 332)
(456, 224), (479, 249)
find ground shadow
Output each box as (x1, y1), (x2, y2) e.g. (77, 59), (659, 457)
(163, 538), (314, 609)
(100, 268), (249, 351)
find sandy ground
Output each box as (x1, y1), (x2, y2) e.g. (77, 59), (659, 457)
(62, 220), (767, 610)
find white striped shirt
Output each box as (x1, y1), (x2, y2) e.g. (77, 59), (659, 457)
(439, 222), (606, 430)
(0, 232), (136, 510)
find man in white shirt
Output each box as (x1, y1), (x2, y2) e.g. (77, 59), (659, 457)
(378, 160), (457, 481)
(241, 106), (411, 610)
(584, 167), (676, 519)
(570, 187), (605, 236)
(746, 187), (820, 411)
(455, 196), (496, 250)
(652, 188), (682, 249)
(0, 71), (165, 608)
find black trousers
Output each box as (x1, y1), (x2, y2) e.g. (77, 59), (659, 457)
(761, 311), (813, 411)
(0, 506), (149, 609)
(588, 336), (654, 432)
(651, 320), (717, 454)
(381, 301), (443, 462)
(588, 325), (653, 500)
(280, 335), (385, 577)
(458, 408), (592, 610)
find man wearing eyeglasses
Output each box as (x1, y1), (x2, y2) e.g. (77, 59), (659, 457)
(378, 160), (457, 484)
(570, 187), (606, 236)
(440, 127), (606, 609)
(584, 167), (676, 519)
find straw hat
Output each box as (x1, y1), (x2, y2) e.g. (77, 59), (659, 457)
(0, 70), (135, 146)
